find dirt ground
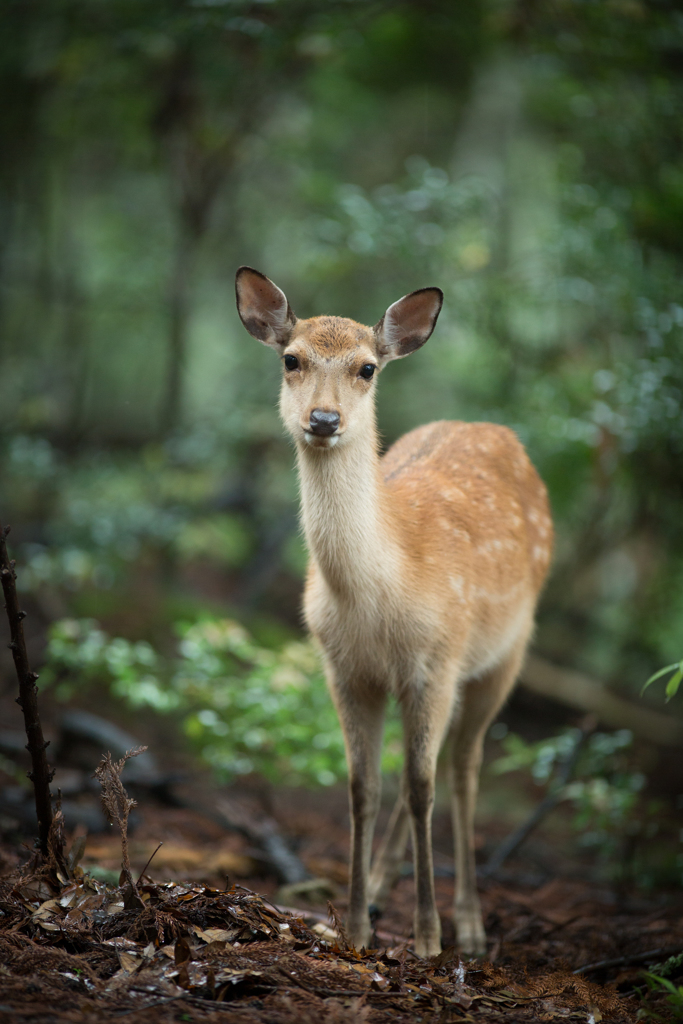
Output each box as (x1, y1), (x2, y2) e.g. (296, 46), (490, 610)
(1, 776), (681, 1024)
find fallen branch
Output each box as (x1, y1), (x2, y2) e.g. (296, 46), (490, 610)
(60, 709), (165, 785)
(0, 520), (55, 859)
(483, 718), (593, 877)
(521, 654), (683, 747)
(215, 797), (309, 885)
(573, 945), (683, 975)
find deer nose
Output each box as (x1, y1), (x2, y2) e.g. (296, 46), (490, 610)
(309, 409), (340, 436)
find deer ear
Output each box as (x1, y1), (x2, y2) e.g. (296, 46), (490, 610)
(374, 287), (443, 364)
(235, 266), (296, 349)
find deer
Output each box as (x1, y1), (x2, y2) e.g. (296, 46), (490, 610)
(235, 266), (553, 958)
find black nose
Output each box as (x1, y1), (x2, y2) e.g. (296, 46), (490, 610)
(309, 409), (340, 437)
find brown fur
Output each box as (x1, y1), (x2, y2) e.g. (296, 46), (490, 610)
(295, 316), (372, 355)
(235, 268), (553, 958)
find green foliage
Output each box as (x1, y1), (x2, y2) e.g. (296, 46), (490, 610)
(642, 661), (683, 702)
(638, 951), (683, 1020)
(44, 617), (403, 787)
(649, 952), (683, 981)
(490, 727), (670, 883)
(641, 972), (683, 1021)
(0, 433), (273, 598)
(2, 0), (683, 739)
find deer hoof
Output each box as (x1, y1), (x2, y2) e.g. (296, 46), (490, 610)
(346, 917), (372, 951)
(455, 913), (487, 958)
(413, 913), (442, 958)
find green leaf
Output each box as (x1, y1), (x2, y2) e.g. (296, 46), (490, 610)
(645, 973), (681, 998)
(665, 666), (683, 702)
(641, 662), (680, 695)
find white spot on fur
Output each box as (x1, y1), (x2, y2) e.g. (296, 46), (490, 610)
(449, 575), (464, 597)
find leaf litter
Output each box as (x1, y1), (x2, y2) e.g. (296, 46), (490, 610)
(0, 866), (628, 1023)
(0, 753), (680, 1021)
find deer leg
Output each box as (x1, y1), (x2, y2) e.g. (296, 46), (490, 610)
(449, 639), (528, 956)
(402, 682), (455, 958)
(368, 791), (410, 914)
(333, 681), (386, 950)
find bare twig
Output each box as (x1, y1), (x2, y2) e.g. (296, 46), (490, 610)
(137, 840), (164, 883)
(94, 747), (147, 896)
(0, 519), (56, 860)
(484, 718), (595, 877)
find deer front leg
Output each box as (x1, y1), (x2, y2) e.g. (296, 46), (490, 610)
(332, 680), (386, 950)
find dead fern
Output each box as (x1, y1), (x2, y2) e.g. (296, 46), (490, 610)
(94, 747), (147, 902)
(327, 900), (349, 951)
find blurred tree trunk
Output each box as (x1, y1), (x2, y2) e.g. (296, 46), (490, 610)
(154, 51), (235, 437)
(61, 209), (91, 444)
(161, 221), (194, 436)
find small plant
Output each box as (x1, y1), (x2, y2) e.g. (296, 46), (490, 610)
(642, 660), (683, 702)
(640, 970), (683, 1020)
(94, 746), (147, 892)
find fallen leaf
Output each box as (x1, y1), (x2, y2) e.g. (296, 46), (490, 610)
(193, 927), (235, 944)
(174, 937), (193, 965)
(452, 991), (473, 1009)
(102, 938), (140, 950)
(118, 951), (139, 974)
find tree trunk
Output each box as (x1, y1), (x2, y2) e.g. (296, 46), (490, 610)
(160, 223), (194, 436)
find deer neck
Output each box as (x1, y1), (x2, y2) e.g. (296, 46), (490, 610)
(296, 425), (395, 596)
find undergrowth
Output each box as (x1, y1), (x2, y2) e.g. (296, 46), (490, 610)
(43, 616), (404, 788)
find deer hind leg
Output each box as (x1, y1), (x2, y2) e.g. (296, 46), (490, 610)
(449, 637), (529, 956)
(367, 791), (410, 915)
(332, 680), (386, 950)
(402, 680), (455, 958)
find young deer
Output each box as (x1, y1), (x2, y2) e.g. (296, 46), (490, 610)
(235, 266), (553, 957)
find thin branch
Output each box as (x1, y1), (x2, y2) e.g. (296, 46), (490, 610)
(0, 520), (55, 859)
(483, 719), (594, 877)
(137, 841), (164, 883)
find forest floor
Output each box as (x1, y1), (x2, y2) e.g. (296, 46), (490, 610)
(0, 779), (681, 1024)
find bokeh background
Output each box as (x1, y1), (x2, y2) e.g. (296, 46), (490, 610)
(1, 0), (683, 890)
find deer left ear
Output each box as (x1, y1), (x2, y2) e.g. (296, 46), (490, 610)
(235, 266), (297, 350)
(374, 287), (443, 364)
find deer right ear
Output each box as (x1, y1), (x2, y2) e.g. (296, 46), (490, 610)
(235, 266), (296, 349)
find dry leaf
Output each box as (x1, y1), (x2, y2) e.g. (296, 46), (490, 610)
(193, 927), (235, 944)
(118, 951), (140, 974)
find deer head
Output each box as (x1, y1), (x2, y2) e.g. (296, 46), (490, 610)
(235, 266), (443, 450)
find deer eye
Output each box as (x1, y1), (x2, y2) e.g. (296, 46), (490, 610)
(284, 354), (299, 371)
(359, 363), (376, 380)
